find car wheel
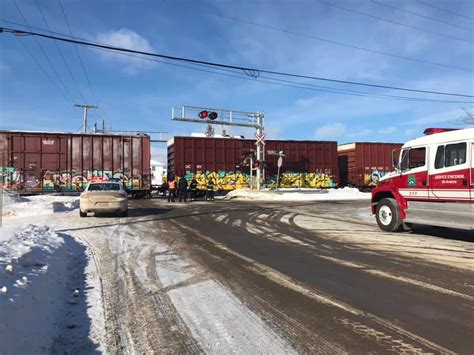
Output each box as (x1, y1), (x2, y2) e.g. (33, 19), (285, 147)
(375, 198), (402, 232)
(79, 210), (87, 218)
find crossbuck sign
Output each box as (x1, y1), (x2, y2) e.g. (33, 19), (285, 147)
(255, 132), (266, 146)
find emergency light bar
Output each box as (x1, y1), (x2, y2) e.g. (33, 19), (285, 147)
(423, 128), (458, 135)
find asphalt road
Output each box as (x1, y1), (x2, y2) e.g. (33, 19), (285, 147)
(57, 197), (474, 353)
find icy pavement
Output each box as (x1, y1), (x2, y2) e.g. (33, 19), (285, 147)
(226, 187), (371, 201)
(0, 192), (297, 353)
(152, 244), (296, 354)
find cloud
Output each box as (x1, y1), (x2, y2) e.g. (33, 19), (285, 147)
(315, 123), (346, 139)
(378, 126), (397, 134)
(96, 28), (156, 74)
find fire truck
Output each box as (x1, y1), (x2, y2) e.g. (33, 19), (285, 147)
(371, 128), (474, 232)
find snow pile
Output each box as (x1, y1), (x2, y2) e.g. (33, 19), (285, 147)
(0, 225), (99, 353)
(225, 187), (371, 201)
(2, 192), (79, 217)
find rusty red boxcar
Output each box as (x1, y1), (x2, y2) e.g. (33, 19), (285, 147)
(337, 142), (403, 188)
(168, 136), (338, 189)
(0, 130), (151, 194)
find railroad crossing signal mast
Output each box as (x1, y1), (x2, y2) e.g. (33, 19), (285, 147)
(172, 105), (265, 190)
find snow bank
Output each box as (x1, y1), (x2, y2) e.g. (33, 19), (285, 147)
(225, 187), (371, 201)
(1, 191), (79, 218)
(0, 225), (100, 353)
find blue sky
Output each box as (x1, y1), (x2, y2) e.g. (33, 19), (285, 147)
(1, 0), (473, 161)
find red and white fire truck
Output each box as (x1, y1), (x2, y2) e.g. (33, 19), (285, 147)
(371, 128), (473, 232)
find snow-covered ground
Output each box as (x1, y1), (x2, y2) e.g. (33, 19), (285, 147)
(0, 191), (104, 353)
(1, 190), (79, 218)
(225, 187), (371, 201)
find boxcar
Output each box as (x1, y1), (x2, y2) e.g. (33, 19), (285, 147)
(0, 130), (151, 196)
(168, 136), (338, 189)
(337, 142), (403, 189)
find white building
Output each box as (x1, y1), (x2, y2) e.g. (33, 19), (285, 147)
(150, 160), (167, 186)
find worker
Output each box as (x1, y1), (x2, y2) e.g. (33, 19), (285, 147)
(167, 177), (177, 202)
(206, 178), (215, 201)
(161, 180), (167, 197)
(178, 176), (188, 203)
(189, 176), (198, 201)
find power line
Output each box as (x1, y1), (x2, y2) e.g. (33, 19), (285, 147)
(214, 13), (472, 73)
(14, 36), (71, 104)
(58, 0), (99, 106)
(35, 0), (86, 104)
(316, 0), (473, 44)
(2, 26), (472, 99)
(371, 0), (474, 33)
(12, 0), (74, 104)
(93, 46), (472, 104)
(4, 18), (474, 102)
(416, 0), (474, 22)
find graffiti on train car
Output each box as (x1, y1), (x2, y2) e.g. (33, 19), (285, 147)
(182, 170), (251, 191)
(363, 170), (389, 186)
(176, 169), (335, 190)
(266, 172), (335, 188)
(0, 167), (148, 192)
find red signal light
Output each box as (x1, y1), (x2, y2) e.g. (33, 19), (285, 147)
(199, 110), (208, 119)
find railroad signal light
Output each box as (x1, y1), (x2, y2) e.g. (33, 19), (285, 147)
(198, 110), (218, 120)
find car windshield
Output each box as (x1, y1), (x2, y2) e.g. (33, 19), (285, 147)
(88, 183), (121, 191)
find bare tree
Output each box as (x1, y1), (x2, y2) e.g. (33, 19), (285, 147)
(458, 106), (474, 125)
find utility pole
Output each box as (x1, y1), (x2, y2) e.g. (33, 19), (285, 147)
(255, 112), (265, 190)
(74, 104), (98, 133)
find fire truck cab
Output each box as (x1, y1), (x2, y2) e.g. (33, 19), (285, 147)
(371, 128), (474, 232)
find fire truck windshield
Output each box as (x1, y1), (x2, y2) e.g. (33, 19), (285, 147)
(400, 147), (426, 170)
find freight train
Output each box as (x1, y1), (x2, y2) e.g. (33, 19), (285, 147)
(0, 130), (151, 197)
(0, 130), (404, 195)
(167, 136), (404, 191)
(338, 142), (403, 190)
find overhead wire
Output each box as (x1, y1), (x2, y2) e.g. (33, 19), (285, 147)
(57, 0), (99, 106)
(35, 0), (86, 104)
(2, 18), (473, 101)
(1, 23), (473, 104)
(371, 0), (474, 33)
(2, 25), (472, 99)
(416, 0), (474, 22)
(12, 0), (75, 104)
(213, 13), (472, 73)
(316, 0), (473, 44)
(90, 42), (473, 104)
(13, 36), (71, 105)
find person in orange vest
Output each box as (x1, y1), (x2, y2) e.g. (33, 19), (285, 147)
(167, 177), (177, 202)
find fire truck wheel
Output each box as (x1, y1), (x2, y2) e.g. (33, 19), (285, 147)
(376, 198), (402, 232)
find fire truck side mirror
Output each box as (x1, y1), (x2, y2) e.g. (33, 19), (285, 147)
(392, 149), (400, 170)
